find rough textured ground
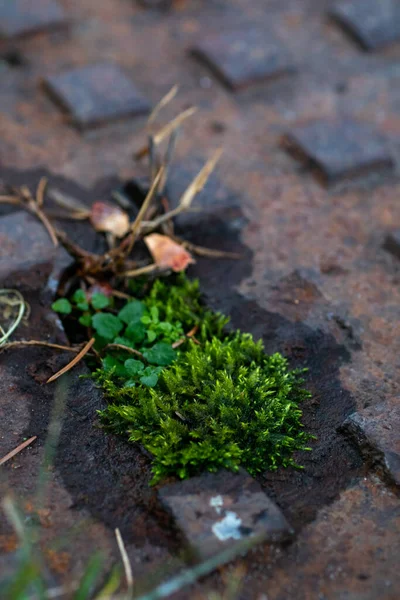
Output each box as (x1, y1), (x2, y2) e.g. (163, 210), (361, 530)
(0, 0), (399, 598)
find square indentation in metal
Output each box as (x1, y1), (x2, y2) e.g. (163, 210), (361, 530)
(283, 119), (394, 185)
(44, 63), (150, 129)
(191, 27), (294, 91)
(0, 0), (67, 39)
(331, 0), (400, 51)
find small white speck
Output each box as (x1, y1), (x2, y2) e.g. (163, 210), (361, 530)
(209, 495), (224, 514)
(212, 511), (242, 541)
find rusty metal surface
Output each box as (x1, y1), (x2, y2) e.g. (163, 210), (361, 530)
(0, 0), (400, 597)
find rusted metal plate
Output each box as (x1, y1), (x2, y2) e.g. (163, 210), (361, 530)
(343, 399), (400, 487)
(44, 63), (150, 129)
(0, 0), (400, 594)
(331, 0), (400, 51)
(191, 27), (294, 91)
(0, 0), (67, 39)
(159, 469), (292, 560)
(384, 230), (400, 259)
(283, 119), (394, 185)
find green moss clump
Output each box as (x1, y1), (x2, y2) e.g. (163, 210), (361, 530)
(142, 275), (229, 341)
(96, 277), (312, 484)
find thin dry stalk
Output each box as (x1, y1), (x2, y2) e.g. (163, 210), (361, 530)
(115, 528), (134, 592)
(47, 337), (95, 383)
(1, 340), (79, 353)
(121, 167), (165, 259)
(0, 289), (26, 346)
(103, 344), (144, 359)
(147, 84), (178, 126)
(135, 107), (197, 160)
(31, 180), (59, 247)
(48, 188), (90, 217)
(141, 149), (223, 231)
(182, 240), (242, 260)
(36, 177), (48, 207)
(121, 264), (159, 278)
(179, 148), (223, 210)
(0, 182), (58, 246)
(0, 195), (20, 205)
(148, 135), (157, 184)
(0, 436), (37, 466)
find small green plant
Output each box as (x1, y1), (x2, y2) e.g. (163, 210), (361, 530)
(56, 275), (314, 484)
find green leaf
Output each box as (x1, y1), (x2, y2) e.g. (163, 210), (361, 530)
(124, 359), (145, 376)
(124, 379), (136, 388)
(150, 306), (159, 322)
(140, 371), (159, 387)
(143, 342), (176, 366)
(91, 292), (110, 310)
(79, 313), (92, 327)
(118, 300), (145, 325)
(72, 289), (89, 311)
(113, 336), (135, 349)
(92, 313), (123, 341)
(52, 298), (72, 314)
(102, 355), (127, 377)
(73, 289), (86, 304)
(125, 321), (146, 344)
(147, 329), (157, 343)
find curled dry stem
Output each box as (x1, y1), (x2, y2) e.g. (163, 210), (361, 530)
(0, 289), (27, 347)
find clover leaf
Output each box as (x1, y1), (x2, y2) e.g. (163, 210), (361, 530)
(72, 289), (89, 311)
(91, 292), (110, 310)
(79, 313), (92, 327)
(124, 359), (145, 376)
(118, 300), (145, 325)
(142, 343), (176, 366)
(125, 321), (146, 344)
(92, 313), (123, 341)
(52, 298), (72, 315)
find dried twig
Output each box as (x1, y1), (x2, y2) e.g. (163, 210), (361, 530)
(1, 340), (80, 353)
(130, 167), (164, 241)
(181, 240), (242, 259)
(135, 107), (197, 160)
(141, 149), (223, 231)
(0, 436), (37, 466)
(115, 528), (134, 592)
(0, 289), (26, 346)
(48, 188), (90, 218)
(36, 177), (48, 208)
(121, 264), (159, 278)
(103, 344), (144, 359)
(47, 337), (95, 383)
(147, 84), (178, 126)
(0, 180), (58, 246)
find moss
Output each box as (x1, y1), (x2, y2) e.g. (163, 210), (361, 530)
(94, 275), (312, 484)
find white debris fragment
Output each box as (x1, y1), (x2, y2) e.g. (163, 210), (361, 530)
(209, 495), (224, 514)
(212, 511), (242, 541)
